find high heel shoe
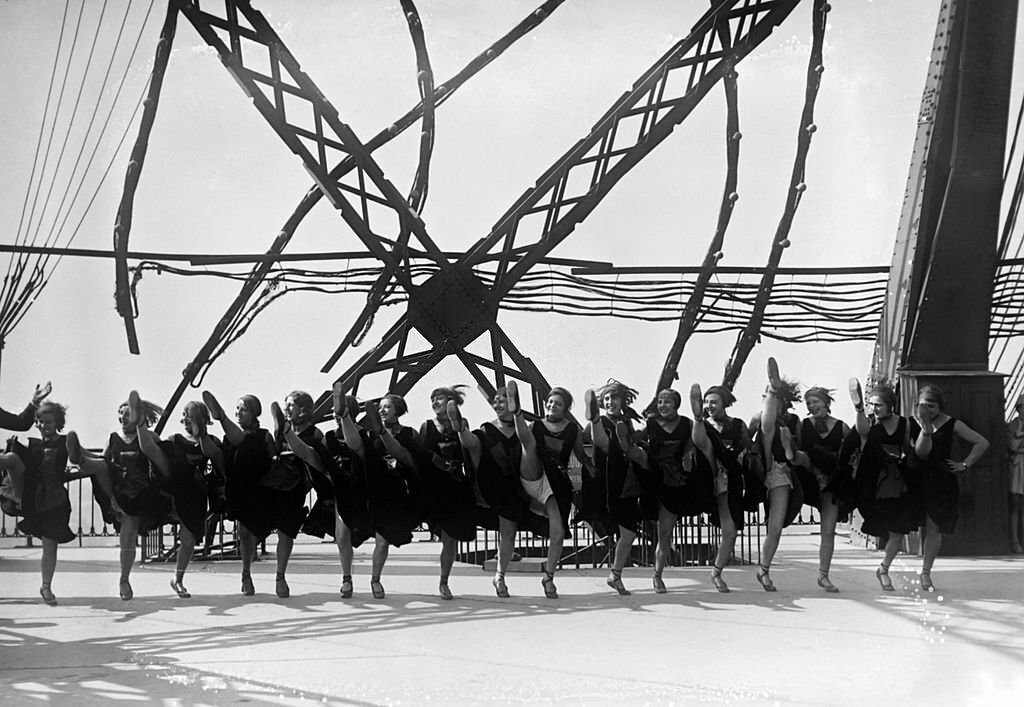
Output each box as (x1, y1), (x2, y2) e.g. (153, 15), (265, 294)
(119, 580), (134, 601)
(755, 565), (776, 592)
(710, 565), (730, 593)
(241, 573), (255, 596)
(652, 573), (667, 594)
(541, 571), (559, 599)
(817, 573), (839, 593)
(370, 578), (386, 599)
(492, 574), (509, 598)
(39, 585), (58, 606)
(606, 569), (630, 596)
(438, 581), (454, 600)
(275, 574), (290, 599)
(170, 578), (191, 598)
(340, 575), (353, 599)
(875, 565), (894, 592)
(919, 570), (935, 592)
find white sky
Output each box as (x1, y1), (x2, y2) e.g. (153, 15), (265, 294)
(0, 0), (1012, 444)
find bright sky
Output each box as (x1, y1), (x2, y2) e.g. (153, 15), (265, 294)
(0, 0), (1006, 445)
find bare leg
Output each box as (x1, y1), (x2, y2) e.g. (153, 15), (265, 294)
(712, 492), (738, 592)
(39, 538), (58, 604)
(119, 515), (140, 599)
(653, 504), (676, 593)
(607, 526), (637, 595)
(370, 534), (389, 598)
(238, 524), (256, 594)
(817, 491), (840, 591)
(920, 516), (942, 591)
(273, 531), (293, 598)
(542, 497), (565, 598)
(493, 516), (516, 597)
(439, 530), (457, 599)
(757, 485), (789, 591)
(172, 525), (196, 598)
(336, 514), (354, 597)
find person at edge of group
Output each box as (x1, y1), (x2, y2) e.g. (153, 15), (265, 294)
(1006, 393), (1024, 554)
(0, 387), (94, 606)
(583, 378), (654, 596)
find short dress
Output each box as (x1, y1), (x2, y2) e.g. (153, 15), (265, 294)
(529, 419), (577, 535)
(362, 425), (419, 547)
(584, 414), (654, 534)
(910, 417), (962, 534)
(160, 434), (222, 538)
(8, 436), (75, 543)
(751, 421), (805, 527)
(643, 416), (707, 517)
(797, 418), (844, 505)
(324, 428), (374, 548)
(416, 419), (477, 542)
(1008, 418), (1024, 496)
(106, 433), (172, 534)
(699, 425), (746, 531)
(856, 417), (920, 537)
(472, 422), (528, 529)
(224, 427), (307, 540)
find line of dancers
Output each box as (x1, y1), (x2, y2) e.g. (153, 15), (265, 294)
(0, 357), (990, 606)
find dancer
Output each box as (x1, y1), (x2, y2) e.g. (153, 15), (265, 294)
(849, 381), (918, 592)
(417, 385), (477, 600)
(909, 384), (989, 591)
(0, 401), (81, 605)
(327, 387), (419, 599)
(796, 387), (852, 593)
(584, 379), (650, 596)
(130, 393), (224, 598)
(507, 382), (582, 598)
(1008, 394), (1024, 553)
(455, 385), (528, 598)
(204, 391), (307, 597)
(750, 358), (805, 591)
(687, 384), (746, 593)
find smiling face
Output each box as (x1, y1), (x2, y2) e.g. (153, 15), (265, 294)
(35, 412), (59, 440)
(284, 395), (306, 425)
(430, 392), (448, 417)
(235, 399), (256, 429)
(545, 392), (568, 422)
(805, 394), (829, 419)
(379, 397), (398, 425)
(656, 391), (679, 420)
(704, 392), (726, 420)
(602, 392), (623, 415)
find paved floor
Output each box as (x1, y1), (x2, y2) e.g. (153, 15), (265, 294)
(1, 528), (1022, 706)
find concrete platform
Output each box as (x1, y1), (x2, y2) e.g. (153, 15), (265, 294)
(1, 528), (1022, 705)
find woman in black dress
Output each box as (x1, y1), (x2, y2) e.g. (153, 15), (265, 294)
(204, 391), (308, 598)
(417, 385), (477, 600)
(797, 387), (852, 593)
(584, 379), (650, 596)
(910, 384), (988, 592)
(0, 400), (80, 605)
(131, 392), (224, 598)
(455, 385), (527, 598)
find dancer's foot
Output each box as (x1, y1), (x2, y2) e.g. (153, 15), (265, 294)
(606, 569), (630, 596)
(39, 585), (58, 606)
(65, 430), (84, 465)
(119, 580), (134, 601)
(1012, 542), (1024, 554)
(919, 570), (936, 592)
(270, 401), (286, 445)
(541, 571), (558, 599)
(710, 565), (730, 593)
(202, 391), (225, 421)
(584, 388), (599, 423)
(275, 573), (290, 598)
(505, 380), (520, 415)
(170, 578), (191, 598)
(652, 573), (667, 594)
(689, 383), (704, 419)
(848, 377), (863, 409)
(241, 573), (255, 596)
(875, 564), (894, 592)
(492, 574), (509, 598)
(370, 578), (385, 599)
(438, 581), (453, 600)
(340, 575), (353, 599)
(766, 357), (782, 392)
(817, 573), (839, 593)
(755, 565), (776, 592)
(365, 400), (383, 435)
(127, 390), (142, 427)
(332, 381), (346, 418)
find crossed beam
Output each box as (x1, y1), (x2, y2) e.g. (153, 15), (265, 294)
(115, 0), (803, 430)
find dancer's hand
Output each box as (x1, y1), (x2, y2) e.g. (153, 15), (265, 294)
(32, 382), (52, 407)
